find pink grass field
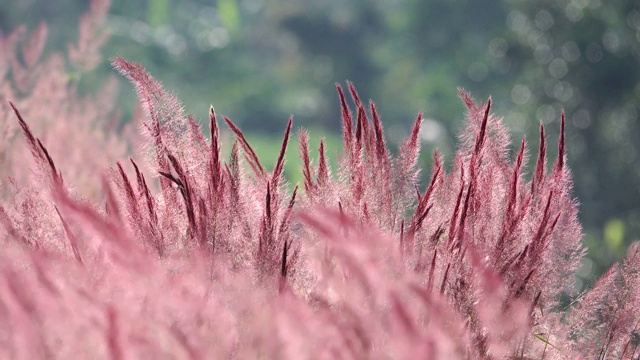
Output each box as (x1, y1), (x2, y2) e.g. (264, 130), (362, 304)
(1, 1), (640, 359)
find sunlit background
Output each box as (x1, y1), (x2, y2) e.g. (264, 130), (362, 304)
(2, 0), (639, 289)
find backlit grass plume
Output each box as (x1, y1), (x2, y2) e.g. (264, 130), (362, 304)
(1, 54), (639, 359)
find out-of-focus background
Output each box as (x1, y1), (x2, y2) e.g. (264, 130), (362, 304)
(2, 0), (639, 287)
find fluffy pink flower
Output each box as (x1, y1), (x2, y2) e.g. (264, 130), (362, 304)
(1, 27), (639, 359)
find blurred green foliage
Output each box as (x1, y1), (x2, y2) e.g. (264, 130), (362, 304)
(147, 0), (170, 28)
(604, 219), (625, 254)
(2, 0), (639, 283)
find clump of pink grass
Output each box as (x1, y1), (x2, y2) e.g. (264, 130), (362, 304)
(1, 10), (639, 358)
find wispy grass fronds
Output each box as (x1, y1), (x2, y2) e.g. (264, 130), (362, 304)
(0, 52), (638, 359)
